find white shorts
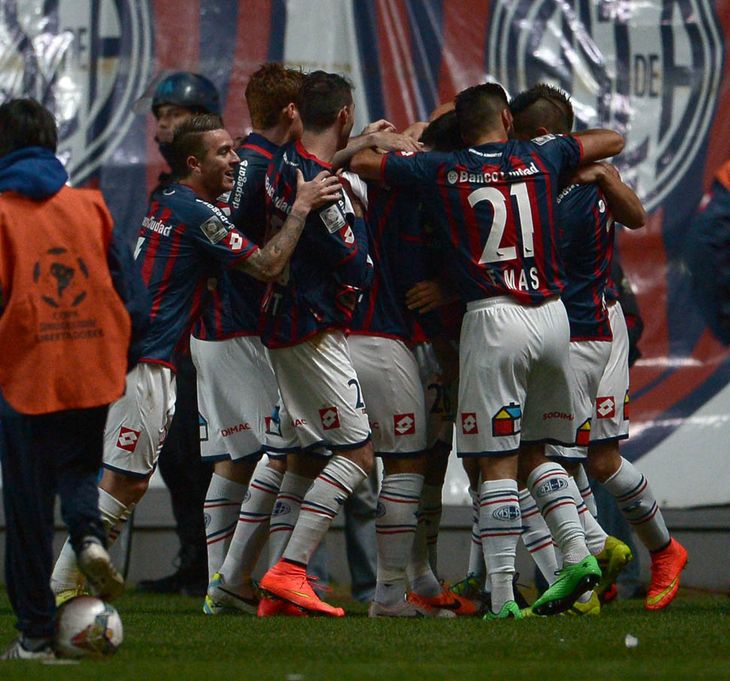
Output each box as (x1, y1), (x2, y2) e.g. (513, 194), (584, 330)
(191, 335), (295, 462)
(268, 330), (371, 452)
(103, 362), (176, 478)
(591, 302), (631, 442)
(414, 342), (456, 448)
(546, 338), (612, 462)
(348, 335), (426, 457)
(457, 296), (577, 457)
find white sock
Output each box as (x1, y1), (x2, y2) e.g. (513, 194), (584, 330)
(518, 488), (558, 585)
(218, 464), (283, 590)
(374, 473), (423, 605)
(283, 456), (366, 566)
(479, 479), (520, 612)
(51, 488), (131, 593)
(603, 457), (670, 552)
(567, 477), (608, 555)
(406, 483), (442, 599)
(205, 473), (248, 581)
(527, 463), (589, 566)
(467, 488), (486, 581)
(268, 472), (312, 568)
(575, 465), (598, 517)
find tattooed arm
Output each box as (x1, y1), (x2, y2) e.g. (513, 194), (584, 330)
(237, 169), (341, 281)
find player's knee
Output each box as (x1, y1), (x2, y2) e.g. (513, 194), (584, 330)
(586, 443), (621, 482)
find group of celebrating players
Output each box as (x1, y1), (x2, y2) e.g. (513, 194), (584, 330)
(50, 62), (689, 620)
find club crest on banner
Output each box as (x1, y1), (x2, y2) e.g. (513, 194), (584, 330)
(487, 0), (722, 212)
(0, 0), (152, 185)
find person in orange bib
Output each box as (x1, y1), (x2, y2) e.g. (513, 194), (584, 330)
(0, 99), (146, 660)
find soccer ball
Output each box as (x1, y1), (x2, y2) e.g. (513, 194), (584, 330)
(54, 596), (123, 658)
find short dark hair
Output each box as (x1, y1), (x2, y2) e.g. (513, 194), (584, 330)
(0, 98), (58, 157)
(510, 83), (574, 138)
(246, 63), (305, 129)
(454, 82), (509, 145)
(420, 110), (462, 152)
(296, 71), (353, 132)
(170, 113), (224, 177)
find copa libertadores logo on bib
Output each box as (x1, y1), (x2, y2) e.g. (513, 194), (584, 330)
(0, 0), (152, 185)
(487, 0), (722, 212)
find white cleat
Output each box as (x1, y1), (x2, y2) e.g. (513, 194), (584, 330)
(77, 538), (124, 602)
(368, 596), (456, 618)
(203, 572), (258, 615)
(0, 638), (55, 661)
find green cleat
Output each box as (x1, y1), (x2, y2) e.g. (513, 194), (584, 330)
(483, 600), (524, 621)
(566, 590), (601, 616)
(532, 555), (602, 616)
(596, 536), (633, 601)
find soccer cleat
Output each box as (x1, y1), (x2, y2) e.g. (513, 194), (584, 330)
(566, 590), (601, 616)
(450, 574), (484, 600)
(595, 536), (633, 601)
(0, 638), (55, 661)
(601, 583), (618, 604)
(645, 538), (688, 611)
(203, 572), (258, 615)
(259, 560), (344, 617)
(257, 597), (309, 617)
(369, 597), (433, 618)
(77, 538), (124, 602)
(407, 587), (477, 616)
(531, 555), (602, 616)
(483, 600), (524, 621)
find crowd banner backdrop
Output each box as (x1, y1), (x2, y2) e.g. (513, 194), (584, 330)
(1, 0), (729, 508)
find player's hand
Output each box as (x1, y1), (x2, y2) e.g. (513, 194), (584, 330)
(405, 280), (453, 313)
(570, 161), (619, 185)
(372, 131), (422, 154)
(403, 121), (428, 142)
(293, 170), (342, 212)
(361, 119), (396, 135)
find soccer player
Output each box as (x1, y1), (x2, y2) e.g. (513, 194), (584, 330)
(258, 71), (419, 617)
(352, 82), (624, 619)
(197, 64), (305, 615)
(49, 114), (342, 602)
(511, 83), (688, 611)
(0, 99), (139, 659)
(137, 72), (222, 597)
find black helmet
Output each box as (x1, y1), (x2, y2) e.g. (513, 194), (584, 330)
(151, 72), (221, 116)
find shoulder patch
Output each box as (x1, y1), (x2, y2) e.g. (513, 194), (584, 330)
(532, 134), (556, 146)
(320, 204), (347, 233)
(200, 216), (230, 244)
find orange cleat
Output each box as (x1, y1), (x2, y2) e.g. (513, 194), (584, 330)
(645, 538), (688, 611)
(407, 586), (478, 616)
(259, 560), (345, 617)
(257, 596), (309, 617)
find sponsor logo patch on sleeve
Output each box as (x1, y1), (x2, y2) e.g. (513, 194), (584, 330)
(200, 216), (230, 244)
(320, 205), (347, 233)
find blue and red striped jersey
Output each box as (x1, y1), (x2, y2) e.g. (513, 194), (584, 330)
(262, 140), (373, 348)
(134, 183), (258, 369)
(351, 184), (424, 341)
(381, 134), (583, 305)
(194, 133), (276, 340)
(557, 182), (615, 341)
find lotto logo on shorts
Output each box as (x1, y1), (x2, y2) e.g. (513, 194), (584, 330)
(394, 413), (416, 436)
(319, 407), (341, 430)
(623, 391), (630, 420)
(116, 426), (140, 453)
(492, 404), (522, 437)
(461, 413), (478, 434)
(596, 396), (616, 419)
(575, 419), (591, 447)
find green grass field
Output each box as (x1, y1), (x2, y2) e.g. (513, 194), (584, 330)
(1, 589), (729, 680)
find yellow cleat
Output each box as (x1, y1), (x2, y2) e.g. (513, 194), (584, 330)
(596, 536), (633, 601)
(566, 590), (601, 616)
(54, 587), (88, 607)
